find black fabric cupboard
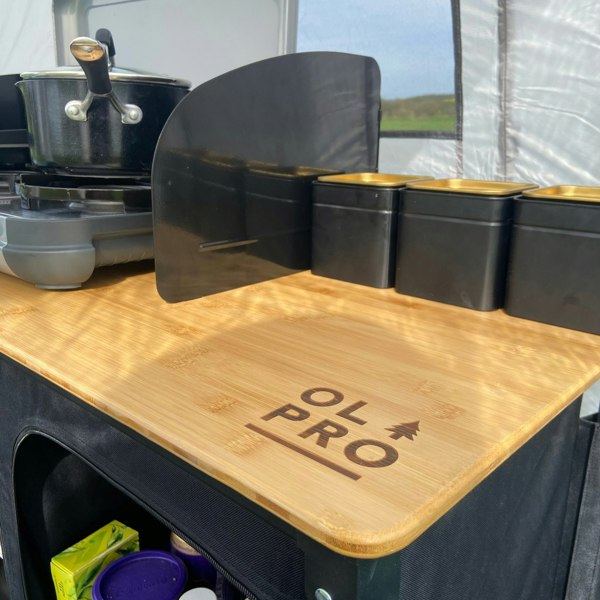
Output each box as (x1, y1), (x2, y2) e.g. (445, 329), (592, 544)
(0, 354), (594, 600)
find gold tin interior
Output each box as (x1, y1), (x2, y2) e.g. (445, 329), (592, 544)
(406, 178), (538, 196)
(523, 185), (600, 204)
(316, 173), (432, 188)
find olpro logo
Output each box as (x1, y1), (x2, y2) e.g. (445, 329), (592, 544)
(246, 387), (420, 481)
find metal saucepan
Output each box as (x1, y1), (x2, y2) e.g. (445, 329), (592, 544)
(16, 29), (190, 175)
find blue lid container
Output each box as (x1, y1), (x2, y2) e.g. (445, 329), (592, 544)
(92, 550), (187, 600)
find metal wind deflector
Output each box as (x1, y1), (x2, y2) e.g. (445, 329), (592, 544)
(152, 52), (381, 303)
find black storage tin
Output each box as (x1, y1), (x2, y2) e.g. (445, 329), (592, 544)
(245, 165), (339, 270)
(311, 174), (429, 288)
(505, 187), (600, 334)
(156, 150), (246, 249)
(395, 180), (536, 311)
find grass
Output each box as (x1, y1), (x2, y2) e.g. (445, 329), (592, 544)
(381, 94), (456, 132)
(381, 115), (456, 132)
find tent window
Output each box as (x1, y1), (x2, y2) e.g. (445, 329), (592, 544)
(296, 0), (461, 139)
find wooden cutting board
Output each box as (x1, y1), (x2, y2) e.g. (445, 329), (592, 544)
(1, 262), (600, 558)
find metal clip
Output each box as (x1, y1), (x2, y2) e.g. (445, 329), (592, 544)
(65, 90), (143, 125)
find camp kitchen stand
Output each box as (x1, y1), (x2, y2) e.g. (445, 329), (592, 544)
(0, 264), (599, 600)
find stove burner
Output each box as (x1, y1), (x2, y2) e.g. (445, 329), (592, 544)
(42, 166), (153, 178)
(0, 170), (154, 289)
(67, 199), (128, 214)
(18, 173), (152, 214)
(0, 171), (31, 195)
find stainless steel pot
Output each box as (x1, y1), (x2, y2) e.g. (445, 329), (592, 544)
(16, 30), (190, 175)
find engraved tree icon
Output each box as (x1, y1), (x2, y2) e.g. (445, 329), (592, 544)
(385, 421), (420, 441)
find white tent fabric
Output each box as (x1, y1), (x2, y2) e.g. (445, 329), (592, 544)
(382, 0), (600, 188)
(0, 0), (295, 88)
(0, 1), (56, 74)
(505, 0), (600, 186)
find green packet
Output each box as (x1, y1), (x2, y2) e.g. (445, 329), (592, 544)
(50, 520), (139, 600)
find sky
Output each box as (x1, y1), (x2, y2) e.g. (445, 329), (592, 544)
(296, 0), (456, 100)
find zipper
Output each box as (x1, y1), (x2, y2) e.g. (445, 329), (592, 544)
(169, 526), (256, 600)
(12, 429), (258, 600)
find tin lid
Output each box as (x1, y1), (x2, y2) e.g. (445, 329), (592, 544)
(522, 185), (600, 204)
(406, 178), (538, 196)
(92, 550), (187, 600)
(248, 165), (342, 178)
(317, 172), (431, 187)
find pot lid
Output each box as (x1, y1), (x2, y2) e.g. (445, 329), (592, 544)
(20, 65), (190, 88)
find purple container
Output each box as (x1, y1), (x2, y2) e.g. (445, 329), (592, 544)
(92, 550), (187, 600)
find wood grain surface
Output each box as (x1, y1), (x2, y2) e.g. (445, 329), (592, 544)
(1, 262), (600, 558)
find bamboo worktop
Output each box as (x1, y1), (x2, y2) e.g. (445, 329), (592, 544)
(1, 263), (600, 558)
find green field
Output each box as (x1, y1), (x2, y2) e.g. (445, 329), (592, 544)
(381, 94), (456, 132)
(380, 115), (455, 132)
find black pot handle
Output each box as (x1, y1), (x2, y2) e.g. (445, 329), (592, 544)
(65, 35), (143, 125)
(94, 28), (116, 66)
(70, 37), (112, 95)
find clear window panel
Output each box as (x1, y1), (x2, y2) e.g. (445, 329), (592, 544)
(296, 0), (458, 136)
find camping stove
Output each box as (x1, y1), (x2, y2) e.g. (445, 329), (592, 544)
(0, 172), (154, 289)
